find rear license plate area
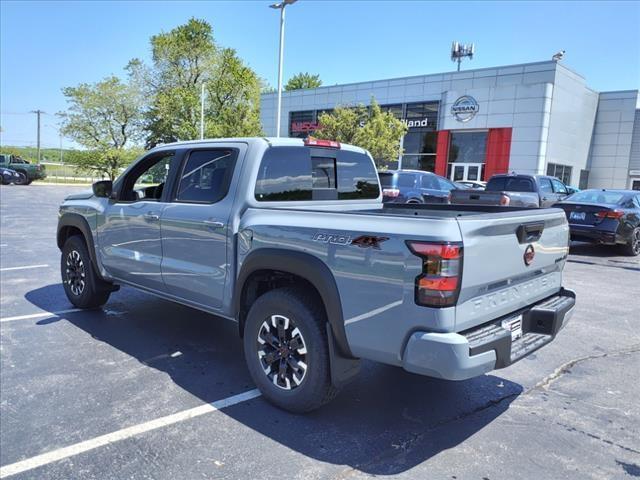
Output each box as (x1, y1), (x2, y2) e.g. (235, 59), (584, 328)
(569, 211), (586, 221)
(501, 314), (523, 341)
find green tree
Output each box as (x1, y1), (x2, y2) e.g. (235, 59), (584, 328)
(129, 18), (263, 147)
(315, 98), (407, 168)
(65, 148), (143, 181)
(58, 76), (144, 180)
(284, 72), (322, 91)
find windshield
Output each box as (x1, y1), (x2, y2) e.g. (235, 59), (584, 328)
(566, 190), (627, 205)
(486, 177), (535, 192)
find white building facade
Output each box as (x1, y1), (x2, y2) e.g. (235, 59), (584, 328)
(260, 61), (640, 190)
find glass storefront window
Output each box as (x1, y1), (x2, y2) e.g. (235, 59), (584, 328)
(401, 154), (436, 172)
(380, 104), (403, 119)
(403, 131), (437, 155)
(546, 163), (573, 185)
(448, 131), (487, 163)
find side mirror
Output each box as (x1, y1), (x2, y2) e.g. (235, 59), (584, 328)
(92, 180), (113, 198)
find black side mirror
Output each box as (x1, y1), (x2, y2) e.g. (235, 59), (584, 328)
(92, 180), (113, 198)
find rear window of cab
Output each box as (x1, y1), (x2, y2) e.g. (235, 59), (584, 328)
(254, 146), (380, 201)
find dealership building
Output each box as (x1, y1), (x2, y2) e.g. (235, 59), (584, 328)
(260, 60), (640, 190)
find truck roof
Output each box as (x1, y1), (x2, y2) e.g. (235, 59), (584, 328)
(152, 137), (369, 155)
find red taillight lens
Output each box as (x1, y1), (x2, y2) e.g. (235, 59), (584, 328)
(382, 188), (400, 198)
(595, 210), (624, 219)
(499, 194), (510, 206)
(407, 241), (462, 307)
(304, 138), (340, 149)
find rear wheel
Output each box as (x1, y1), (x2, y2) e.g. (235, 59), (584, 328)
(243, 287), (338, 413)
(621, 227), (640, 256)
(61, 235), (112, 308)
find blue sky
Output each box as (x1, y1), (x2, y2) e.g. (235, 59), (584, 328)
(1, 0), (639, 149)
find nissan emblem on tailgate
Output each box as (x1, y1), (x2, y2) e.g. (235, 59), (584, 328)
(524, 244), (535, 266)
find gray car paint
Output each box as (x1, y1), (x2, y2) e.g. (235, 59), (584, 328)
(58, 137), (571, 376)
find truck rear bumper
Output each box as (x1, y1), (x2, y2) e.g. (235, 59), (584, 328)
(401, 288), (576, 380)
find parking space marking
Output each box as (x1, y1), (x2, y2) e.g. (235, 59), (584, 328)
(0, 309), (81, 323)
(0, 388), (262, 478)
(0, 264), (49, 272)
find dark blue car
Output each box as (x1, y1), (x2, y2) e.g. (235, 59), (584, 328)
(553, 189), (640, 256)
(379, 170), (460, 204)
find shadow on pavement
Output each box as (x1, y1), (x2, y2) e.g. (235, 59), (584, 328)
(26, 283), (522, 476)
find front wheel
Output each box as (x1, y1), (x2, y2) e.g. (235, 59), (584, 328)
(621, 227), (640, 256)
(61, 235), (112, 308)
(14, 172), (29, 185)
(243, 288), (338, 413)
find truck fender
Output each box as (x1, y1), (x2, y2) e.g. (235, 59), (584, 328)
(57, 213), (108, 283)
(235, 249), (360, 386)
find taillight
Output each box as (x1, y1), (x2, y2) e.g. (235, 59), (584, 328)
(499, 194), (510, 206)
(304, 137), (340, 149)
(595, 210), (624, 219)
(382, 188), (400, 198)
(406, 241), (462, 307)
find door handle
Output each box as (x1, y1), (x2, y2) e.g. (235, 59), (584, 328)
(143, 212), (160, 221)
(203, 219), (224, 228)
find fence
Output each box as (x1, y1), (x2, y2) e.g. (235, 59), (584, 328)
(39, 162), (108, 184)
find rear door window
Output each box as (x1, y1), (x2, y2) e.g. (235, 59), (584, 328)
(255, 147), (380, 201)
(540, 178), (554, 194)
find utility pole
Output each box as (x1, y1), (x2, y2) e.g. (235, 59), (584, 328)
(269, 0), (298, 137)
(30, 110), (45, 163)
(200, 82), (205, 140)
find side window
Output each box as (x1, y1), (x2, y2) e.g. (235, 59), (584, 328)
(539, 178), (554, 194)
(420, 174), (438, 190)
(633, 196), (640, 208)
(397, 174), (416, 188)
(175, 149), (236, 203)
(436, 177), (455, 191)
(119, 153), (174, 202)
(551, 178), (568, 194)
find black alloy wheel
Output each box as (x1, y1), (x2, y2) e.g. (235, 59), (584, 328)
(257, 314), (308, 390)
(65, 249), (86, 296)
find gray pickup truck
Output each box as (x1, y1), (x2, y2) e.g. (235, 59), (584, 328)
(57, 137), (575, 412)
(450, 174), (571, 207)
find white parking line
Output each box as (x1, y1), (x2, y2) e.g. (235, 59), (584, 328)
(0, 309), (82, 323)
(0, 264), (49, 272)
(0, 388), (262, 478)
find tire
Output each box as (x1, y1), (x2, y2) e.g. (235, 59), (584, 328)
(14, 171), (29, 185)
(620, 227), (640, 256)
(243, 287), (338, 413)
(60, 235), (112, 308)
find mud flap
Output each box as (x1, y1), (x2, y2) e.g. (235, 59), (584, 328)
(326, 324), (360, 388)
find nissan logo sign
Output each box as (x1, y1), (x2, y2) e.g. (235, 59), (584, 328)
(451, 95), (479, 122)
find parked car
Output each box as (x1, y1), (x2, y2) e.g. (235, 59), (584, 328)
(450, 174), (570, 207)
(0, 166), (23, 185)
(553, 189), (640, 256)
(378, 169), (458, 204)
(0, 154), (46, 184)
(456, 180), (487, 190)
(57, 137), (575, 413)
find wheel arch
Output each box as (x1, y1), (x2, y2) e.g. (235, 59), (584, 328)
(235, 248), (353, 358)
(57, 213), (102, 277)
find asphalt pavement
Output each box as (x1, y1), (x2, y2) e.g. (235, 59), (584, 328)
(1, 184), (639, 480)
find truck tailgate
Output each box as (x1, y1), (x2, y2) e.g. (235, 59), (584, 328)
(449, 189), (503, 206)
(455, 208), (569, 331)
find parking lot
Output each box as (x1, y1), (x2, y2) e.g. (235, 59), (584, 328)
(1, 184), (639, 480)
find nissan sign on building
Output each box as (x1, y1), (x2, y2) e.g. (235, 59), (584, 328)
(451, 95), (479, 122)
(260, 61), (640, 190)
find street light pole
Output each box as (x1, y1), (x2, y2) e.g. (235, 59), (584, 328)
(270, 0), (297, 137)
(200, 82), (205, 140)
